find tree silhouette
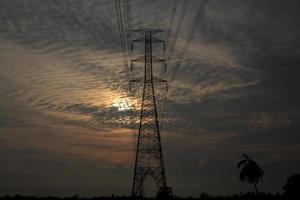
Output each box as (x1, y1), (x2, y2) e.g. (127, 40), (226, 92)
(156, 186), (173, 199)
(237, 153), (264, 195)
(283, 174), (300, 199)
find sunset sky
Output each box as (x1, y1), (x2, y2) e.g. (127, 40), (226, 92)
(0, 0), (300, 197)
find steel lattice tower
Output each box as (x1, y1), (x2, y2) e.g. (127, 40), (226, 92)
(131, 29), (170, 197)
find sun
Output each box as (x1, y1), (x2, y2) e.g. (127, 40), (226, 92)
(112, 97), (132, 111)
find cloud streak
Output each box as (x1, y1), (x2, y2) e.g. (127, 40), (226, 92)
(0, 0), (300, 197)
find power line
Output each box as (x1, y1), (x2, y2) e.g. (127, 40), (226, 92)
(165, 0), (178, 48)
(160, 0), (208, 131)
(115, 0), (129, 75)
(170, 0), (208, 82)
(167, 0), (189, 63)
(159, 0), (189, 131)
(122, 0), (130, 53)
(124, 0), (133, 69)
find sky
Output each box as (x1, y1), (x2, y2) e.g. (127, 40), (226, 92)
(0, 0), (300, 197)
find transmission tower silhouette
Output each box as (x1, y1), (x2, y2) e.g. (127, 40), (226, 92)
(130, 28), (171, 198)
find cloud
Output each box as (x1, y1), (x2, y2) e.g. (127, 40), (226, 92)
(0, 0), (300, 196)
(249, 112), (291, 130)
(0, 115), (136, 167)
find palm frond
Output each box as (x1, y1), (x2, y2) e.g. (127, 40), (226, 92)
(241, 153), (250, 160)
(237, 159), (248, 169)
(238, 154), (264, 184)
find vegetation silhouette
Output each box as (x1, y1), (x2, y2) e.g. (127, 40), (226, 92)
(0, 193), (287, 200)
(1, 157), (299, 200)
(156, 186), (173, 199)
(283, 173), (300, 199)
(237, 153), (264, 195)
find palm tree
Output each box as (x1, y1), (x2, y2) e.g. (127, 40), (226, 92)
(237, 153), (264, 195)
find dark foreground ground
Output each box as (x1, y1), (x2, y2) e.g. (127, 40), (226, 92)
(0, 193), (298, 200)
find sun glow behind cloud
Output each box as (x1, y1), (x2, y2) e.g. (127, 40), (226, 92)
(112, 96), (133, 111)
(0, 39), (144, 129)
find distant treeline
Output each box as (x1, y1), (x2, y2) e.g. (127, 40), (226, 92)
(0, 193), (294, 200)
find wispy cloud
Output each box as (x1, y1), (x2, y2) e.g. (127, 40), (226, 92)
(0, 0), (300, 196)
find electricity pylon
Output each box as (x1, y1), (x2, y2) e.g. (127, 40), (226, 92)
(130, 29), (171, 198)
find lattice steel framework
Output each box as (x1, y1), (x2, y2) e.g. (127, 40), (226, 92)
(131, 29), (168, 197)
